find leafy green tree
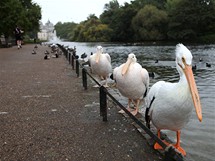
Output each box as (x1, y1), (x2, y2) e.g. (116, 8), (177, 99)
(132, 4), (168, 41)
(167, 0), (215, 40)
(72, 15), (112, 42)
(111, 3), (137, 41)
(26, 2), (41, 31)
(100, 1), (137, 41)
(130, 0), (167, 10)
(72, 24), (85, 41)
(0, 0), (41, 40)
(55, 22), (77, 40)
(0, 0), (24, 37)
(100, 0), (120, 25)
(22, 1), (42, 39)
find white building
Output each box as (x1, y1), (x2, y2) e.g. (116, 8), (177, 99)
(37, 20), (57, 41)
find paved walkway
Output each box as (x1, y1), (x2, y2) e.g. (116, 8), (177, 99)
(0, 44), (162, 161)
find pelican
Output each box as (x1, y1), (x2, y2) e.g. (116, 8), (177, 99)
(113, 53), (149, 116)
(89, 46), (112, 87)
(145, 44), (202, 156)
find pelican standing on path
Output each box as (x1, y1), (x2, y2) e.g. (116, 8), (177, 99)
(145, 44), (202, 156)
(112, 53), (149, 116)
(89, 46), (112, 87)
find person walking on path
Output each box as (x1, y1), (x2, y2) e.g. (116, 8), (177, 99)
(14, 25), (23, 49)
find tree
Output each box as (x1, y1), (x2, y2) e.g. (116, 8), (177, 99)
(167, 0), (215, 40)
(100, 1), (137, 41)
(0, 0), (41, 39)
(72, 15), (112, 42)
(100, 0), (120, 25)
(55, 22), (77, 40)
(132, 4), (168, 41)
(130, 0), (167, 10)
(0, 0), (24, 37)
(109, 3), (137, 41)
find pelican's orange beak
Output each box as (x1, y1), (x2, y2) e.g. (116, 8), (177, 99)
(184, 64), (202, 122)
(122, 59), (131, 75)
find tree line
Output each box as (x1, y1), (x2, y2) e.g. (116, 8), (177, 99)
(0, 0), (41, 41)
(55, 0), (215, 43)
(1, 0), (214, 43)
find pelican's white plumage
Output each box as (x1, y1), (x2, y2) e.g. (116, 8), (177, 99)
(145, 44), (202, 156)
(113, 53), (149, 115)
(89, 46), (112, 87)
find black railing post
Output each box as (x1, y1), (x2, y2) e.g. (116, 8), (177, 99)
(82, 68), (87, 90)
(65, 50), (68, 59)
(68, 52), (71, 64)
(76, 59), (79, 77)
(100, 86), (107, 122)
(71, 55), (74, 70)
(67, 51), (70, 61)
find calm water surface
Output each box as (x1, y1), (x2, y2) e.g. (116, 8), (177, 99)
(58, 41), (215, 161)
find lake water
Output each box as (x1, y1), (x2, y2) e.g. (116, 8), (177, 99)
(55, 41), (215, 161)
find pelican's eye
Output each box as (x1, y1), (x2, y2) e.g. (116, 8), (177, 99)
(178, 57), (186, 69)
(181, 57), (185, 63)
(182, 57), (186, 64)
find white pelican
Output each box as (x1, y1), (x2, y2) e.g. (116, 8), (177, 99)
(145, 44), (202, 156)
(113, 53), (149, 116)
(89, 46), (112, 87)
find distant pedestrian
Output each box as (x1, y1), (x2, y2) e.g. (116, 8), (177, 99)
(14, 25), (23, 49)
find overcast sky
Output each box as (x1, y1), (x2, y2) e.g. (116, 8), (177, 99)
(33, 0), (131, 25)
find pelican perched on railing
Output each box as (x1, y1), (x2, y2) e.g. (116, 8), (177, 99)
(145, 44), (202, 156)
(89, 46), (112, 87)
(112, 53), (149, 116)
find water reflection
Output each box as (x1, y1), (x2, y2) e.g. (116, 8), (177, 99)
(60, 42), (215, 161)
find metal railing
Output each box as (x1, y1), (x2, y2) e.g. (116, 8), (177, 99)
(58, 44), (185, 161)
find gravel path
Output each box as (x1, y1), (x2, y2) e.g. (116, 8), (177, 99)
(0, 44), (162, 161)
